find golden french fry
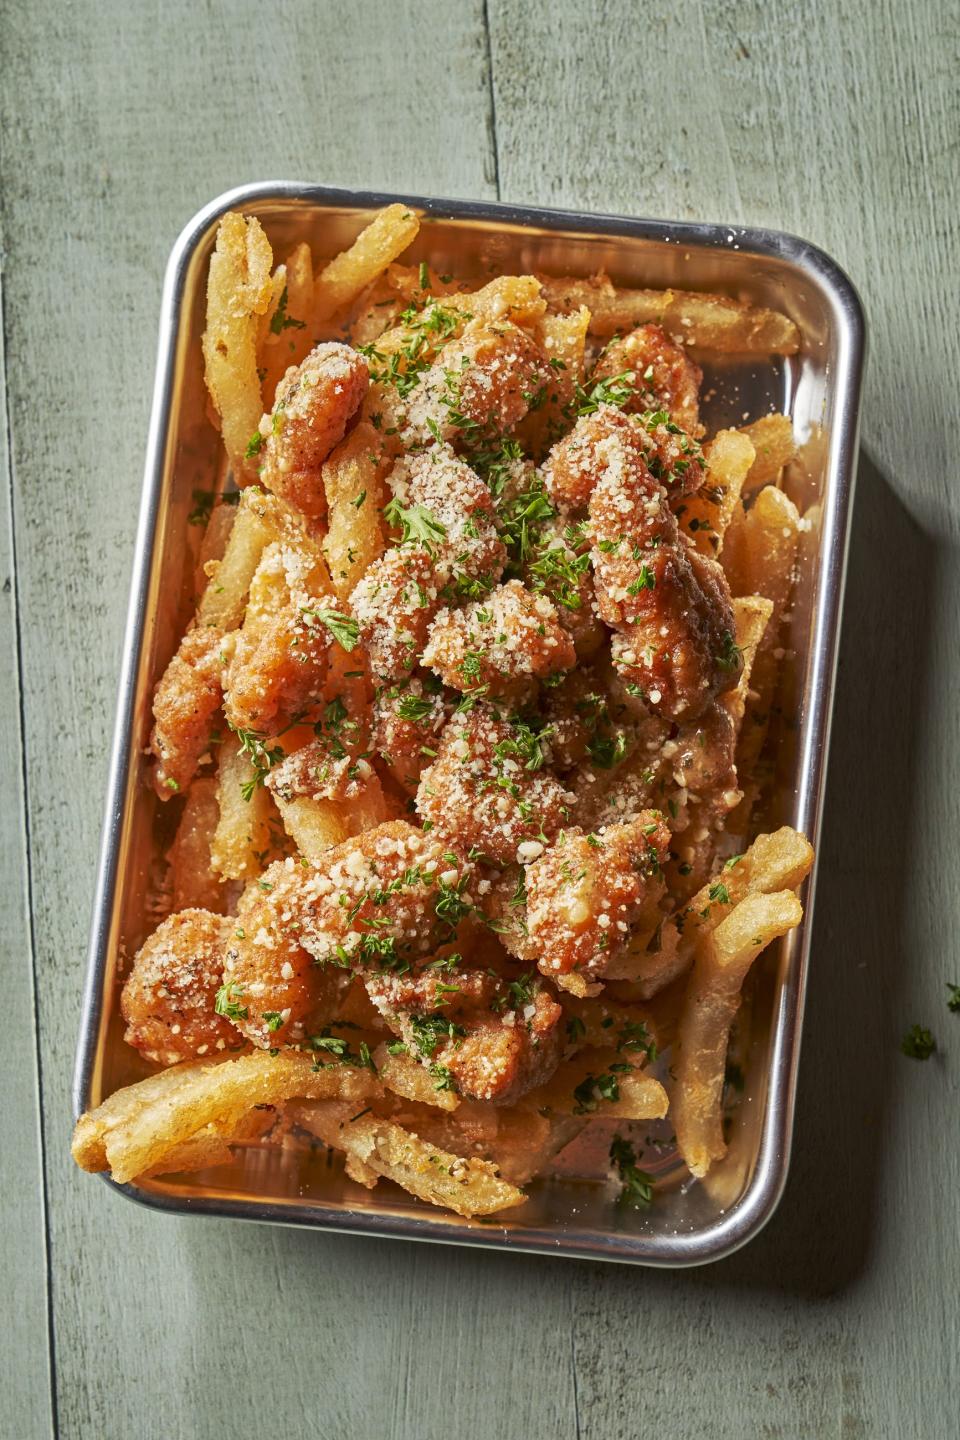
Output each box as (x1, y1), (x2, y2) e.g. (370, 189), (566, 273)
(311, 205), (420, 329)
(675, 827), (813, 966)
(560, 995), (664, 1054)
(678, 429), (756, 557)
(139, 1109), (275, 1178)
(521, 1048), (668, 1120)
(73, 1051), (380, 1185)
(601, 919), (688, 999)
(723, 483), (801, 604)
(374, 1044), (461, 1113)
(723, 596), (773, 733)
(539, 274), (800, 352)
(321, 421), (391, 601)
(201, 212), (274, 477)
(194, 495), (239, 598)
(258, 241), (316, 404)
(210, 733), (278, 882)
(197, 487), (285, 631)
(740, 413), (796, 493)
(292, 1101), (526, 1218)
(168, 777), (223, 912)
(674, 889), (803, 1177)
(723, 486), (802, 830)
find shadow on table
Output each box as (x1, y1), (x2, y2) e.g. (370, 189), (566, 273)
(655, 446), (943, 1301)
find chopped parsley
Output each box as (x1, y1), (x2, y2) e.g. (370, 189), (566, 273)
(572, 1067), (624, 1114)
(232, 726), (285, 801)
(383, 497), (447, 553)
(716, 631), (743, 672)
(573, 369), (636, 416)
(626, 565), (656, 594)
(609, 1134), (655, 1207)
(214, 982), (248, 1022)
(301, 607), (360, 651)
(900, 1025), (936, 1060)
(269, 285), (306, 334)
(409, 1012), (465, 1059)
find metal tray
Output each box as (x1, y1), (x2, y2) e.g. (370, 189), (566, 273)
(74, 183), (864, 1266)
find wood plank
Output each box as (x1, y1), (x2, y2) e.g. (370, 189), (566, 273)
(0, 265), (55, 1438)
(0, 2), (501, 1437)
(487, 0), (960, 1436)
(4, 0), (958, 1437)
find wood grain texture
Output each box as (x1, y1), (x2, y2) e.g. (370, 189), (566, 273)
(2, 0), (958, 1436)
(0, 271), (55, 1438)
(487, 0), (960, 1436)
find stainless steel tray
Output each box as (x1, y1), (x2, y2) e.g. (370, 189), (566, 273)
(74, 183), (864, 1265)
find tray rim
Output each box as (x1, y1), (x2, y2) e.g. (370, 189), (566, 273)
(74, 181), (866, 1267)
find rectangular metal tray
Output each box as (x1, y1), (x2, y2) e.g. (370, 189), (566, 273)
(74, 183), (864, 1265)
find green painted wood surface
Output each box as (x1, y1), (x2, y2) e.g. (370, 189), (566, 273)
(1, 1), (957, 1435)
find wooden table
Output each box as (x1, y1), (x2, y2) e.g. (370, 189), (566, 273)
(2, 2), (957, 1435)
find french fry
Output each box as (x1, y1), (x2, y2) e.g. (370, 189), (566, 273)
(674, 889), (803, 1177)
(168, 777), (223, 912)
(740, 413), (796, 493)
(197, 487), (284, 631)
(321, 421), (391, 600)
(539, 274), (800, 353)
(560, 994), (664, 1055)
(723, 595), (773, 734)
(678, 429), (756, 557)
(723, 483), (801, 604)
(603, 919), (688, 999)
(521, 1049), (669, 1121)
(311, 205), (420, 330)
(73, 1051), (380, 1184)
(201, 212), (274, 477)
(139, 1109), (275, 1178)
(210, 733), (277, 882)
(374, 1044), (461, 1113)
(259, 241), (316, 405)
(292, 1101), (526, 1218)
(194, 495), (239, 598)
(723, 485), (802, 827)
(675, 827), (813, 966)
(453, 274), (546, 329)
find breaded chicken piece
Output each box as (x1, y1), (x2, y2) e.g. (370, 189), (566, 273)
(372, 676), (451, 794)
(587, 416), (740, 720)
(224, 604), (331, 733)
(121, 909), (237, 1064)
(543, 403), (703, 513)
(416, 708), (572, 867)
(422, 580), (575, 700)
(221, 862), (345, 1049)
(369, 962), (565, 1104)
(407, 319), (551, 446)
(525, 815), (670, 985)
(150, 626), (227, 798)
(523, 517), (605, 657)
(258, 342), (369, 519)
(351, 446), (505, 680)
(591, 323), (703, 436)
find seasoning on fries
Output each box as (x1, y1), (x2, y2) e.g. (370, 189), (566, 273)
(73, 204), (814, 1218)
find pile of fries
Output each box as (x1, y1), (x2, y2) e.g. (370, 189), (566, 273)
(73, 204), (814, 1219)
